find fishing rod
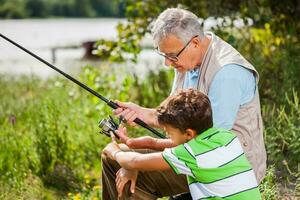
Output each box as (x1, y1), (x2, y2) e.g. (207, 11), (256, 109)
(0, 33), (166, 139)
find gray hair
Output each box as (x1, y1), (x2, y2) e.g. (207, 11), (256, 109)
(151, 8), (204, 47)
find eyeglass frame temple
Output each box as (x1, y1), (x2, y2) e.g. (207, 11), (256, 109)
(155, 35), (198, 62)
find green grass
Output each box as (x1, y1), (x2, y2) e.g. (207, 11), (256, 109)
(0, 65), (299, 199)
(0, 72), (108, 199)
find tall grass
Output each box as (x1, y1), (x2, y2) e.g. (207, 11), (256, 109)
(0, 74), (109, 196)
(263, 90), (300, 197)
(0, 64), (299, 199)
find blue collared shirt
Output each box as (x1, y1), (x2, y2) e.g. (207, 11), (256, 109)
(173, 64), (256, 130)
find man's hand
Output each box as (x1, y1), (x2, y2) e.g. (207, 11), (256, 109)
(115, 168), (138, 198)
(113, 100), (159, 127)
(103, 141), (121, 160)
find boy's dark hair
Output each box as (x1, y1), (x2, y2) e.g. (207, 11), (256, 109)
(157, 89), (213, 134)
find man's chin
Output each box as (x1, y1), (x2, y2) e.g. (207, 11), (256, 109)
(175, 67), (186, 73)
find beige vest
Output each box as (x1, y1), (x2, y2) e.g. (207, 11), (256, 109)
(173, 32), (267, 183)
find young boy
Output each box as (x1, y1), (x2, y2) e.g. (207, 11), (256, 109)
(103, 89), (261, 200)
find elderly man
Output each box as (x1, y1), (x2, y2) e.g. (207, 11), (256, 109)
(101, 8), (267, 200)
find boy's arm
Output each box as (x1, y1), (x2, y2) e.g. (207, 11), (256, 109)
(116, 151), (170, 171)
(123, 137), (175, 151)
(103, 142), (170, 171)
(117, 126), (176, 150)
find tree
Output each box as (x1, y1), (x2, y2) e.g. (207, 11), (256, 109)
(94, 1), (300, 185)
(95, 0), (300, 62)
(25, 0), (48, 18)
(0, 0), (124, 18)
(0, 0), (28, 18)
(94, 0), (300, 103)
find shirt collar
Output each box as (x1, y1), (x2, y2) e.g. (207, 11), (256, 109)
(195, 127), (220, 140)
(188, 66), (200, 76)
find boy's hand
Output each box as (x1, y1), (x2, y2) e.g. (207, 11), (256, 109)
(103, 141), (121, 160)
(116, 125), (129, 144)
(116, 168), (138, 198)
(116, 125), (157, 149)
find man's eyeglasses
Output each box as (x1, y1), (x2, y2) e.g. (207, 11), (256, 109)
(156, 35), (198, 62)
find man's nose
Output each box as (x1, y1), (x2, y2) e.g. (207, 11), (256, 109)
(164, 58), (173, 67)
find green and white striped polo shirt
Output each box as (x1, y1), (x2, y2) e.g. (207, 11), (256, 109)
(162, 128), (261, 200)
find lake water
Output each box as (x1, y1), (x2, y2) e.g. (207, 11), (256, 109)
(0, 17), (249, 79)
(0, 18), (164, 79)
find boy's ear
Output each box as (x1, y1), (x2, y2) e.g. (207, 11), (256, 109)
(185, 128), (197, 140)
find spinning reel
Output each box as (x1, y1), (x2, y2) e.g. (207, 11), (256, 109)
(98, 115), (121, 139)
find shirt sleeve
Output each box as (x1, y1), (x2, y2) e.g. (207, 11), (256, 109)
(208, 64), (256, 130)
(162, 146), (195, 177)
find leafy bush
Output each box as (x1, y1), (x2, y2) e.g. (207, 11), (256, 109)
(0, 74), (108, 191)
(1, 64), (299, 198)
(0, 65), (172, 198)
(259, 166), (279, 200)
(262, 90), (300, 196)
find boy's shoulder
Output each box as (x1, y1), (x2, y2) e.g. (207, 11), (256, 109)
(186, 128), (237, 156)
(166, 128), (238, 161)
(193, 127), (235, 143)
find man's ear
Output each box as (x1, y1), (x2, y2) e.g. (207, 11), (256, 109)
(192, 37), (201, 48)
(185, 128), (197, 140)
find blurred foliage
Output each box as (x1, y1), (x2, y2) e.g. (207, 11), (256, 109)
(95, 0), (300, 104)
(0, 65), (171, 199)
(0, 0), (125, 18)
(215, 23), (300, 105)
(0, 0), (299, 199)
(93, 0), (300, 197)
(0, 0), (28, 18)
(0, 75), (103, 190)
(95, 0), (300, 60)
(263, 90), (300, 195)
(1, 65), (294, 199)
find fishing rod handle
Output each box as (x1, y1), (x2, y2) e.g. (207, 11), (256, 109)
(107, 100), (166, 139)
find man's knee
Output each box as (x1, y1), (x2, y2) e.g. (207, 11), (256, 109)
(120, 183), (157, 200)
(101, 151), (121, 180)
(101, 152), (110, 170)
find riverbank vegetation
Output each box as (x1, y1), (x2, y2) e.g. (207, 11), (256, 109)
(0, 0), (299, 199)
(0, 64), (299, 199)
(0, 0), (125, 18)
